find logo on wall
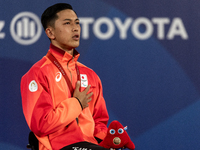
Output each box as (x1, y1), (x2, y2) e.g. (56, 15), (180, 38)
(10, 12), (42, 45)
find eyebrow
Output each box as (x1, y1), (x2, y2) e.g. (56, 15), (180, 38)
(63, 18), (79, 21)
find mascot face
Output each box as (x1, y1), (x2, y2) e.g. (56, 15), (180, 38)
(99, 120), (135, 149)
(109, 125), (126, 145)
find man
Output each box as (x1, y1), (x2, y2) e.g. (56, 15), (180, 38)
(21, 3), (109, 150)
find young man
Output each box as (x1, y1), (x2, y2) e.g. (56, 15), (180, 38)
(21, 3), (109, 150)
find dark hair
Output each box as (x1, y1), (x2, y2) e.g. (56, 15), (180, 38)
(41, 3), (74, 30)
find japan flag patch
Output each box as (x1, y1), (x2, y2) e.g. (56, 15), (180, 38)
(80, 74), (88, 87)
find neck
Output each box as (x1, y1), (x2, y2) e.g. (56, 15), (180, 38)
(65, 49), (74, 56)
(51, 42), (74, 56)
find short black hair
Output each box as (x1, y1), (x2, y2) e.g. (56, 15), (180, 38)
(41, 3), (74, 30)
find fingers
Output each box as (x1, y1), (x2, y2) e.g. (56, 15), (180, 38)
(73, 81), (93, 109)
(75, 81), (91, 93)
(87, 92), (93, 100)
(83, 84), (91, 94)
(78, 82), (93, 96)
(74, 81), (81, 92)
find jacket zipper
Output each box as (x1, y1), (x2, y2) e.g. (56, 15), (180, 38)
(67, 56), (79, 125)
(67, 57), (73, 83)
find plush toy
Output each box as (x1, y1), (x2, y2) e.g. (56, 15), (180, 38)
(99, 120), (135, 150)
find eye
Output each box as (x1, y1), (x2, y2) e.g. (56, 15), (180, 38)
(118, 128), (124, 134)
(109, 129), (115, 135)
(76, 21), (80, 25)
(64, 22), (70, 25)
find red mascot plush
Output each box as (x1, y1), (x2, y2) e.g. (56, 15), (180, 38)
(99, 120), (135, 150)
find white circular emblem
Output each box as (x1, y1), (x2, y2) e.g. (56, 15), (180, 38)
(10, 11), (42, 45)
(29, 80), (38, 92)
(55, 72), (62, 82)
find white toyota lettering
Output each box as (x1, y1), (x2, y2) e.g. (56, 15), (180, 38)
(114, 17), (132, 39)
(80, 17), (188, 40)
(80, 17), (94, 39)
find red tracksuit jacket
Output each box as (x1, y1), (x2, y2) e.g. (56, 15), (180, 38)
(21, 44), (109, 150)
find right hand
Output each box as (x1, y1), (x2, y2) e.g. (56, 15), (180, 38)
(73, 81), (93, 109)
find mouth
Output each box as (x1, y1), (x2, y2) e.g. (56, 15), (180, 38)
(113, 137), (121, 145)
(72, 34), (80, 41)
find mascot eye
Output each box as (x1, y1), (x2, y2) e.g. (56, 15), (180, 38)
(109, 129), (115, 135)
(118, 128), (124, 134)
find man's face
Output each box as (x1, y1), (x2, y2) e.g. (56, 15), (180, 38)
(50, 9), (81, 52)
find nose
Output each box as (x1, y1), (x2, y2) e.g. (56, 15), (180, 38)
(72, 24), (79, 32)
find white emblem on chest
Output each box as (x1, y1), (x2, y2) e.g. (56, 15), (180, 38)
(80, 74), (88, 87)
(55, 72), (62, 82)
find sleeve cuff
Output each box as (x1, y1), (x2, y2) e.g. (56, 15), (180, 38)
(94, 131), (107, 140)
(75, 97), (83, 110)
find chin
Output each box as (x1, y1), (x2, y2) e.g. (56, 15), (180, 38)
(73, 43), (80, 48)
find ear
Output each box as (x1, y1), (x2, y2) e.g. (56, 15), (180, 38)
(45, 27), (55, 40)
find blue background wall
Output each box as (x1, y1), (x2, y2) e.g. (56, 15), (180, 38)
(1, 0), (200, 149)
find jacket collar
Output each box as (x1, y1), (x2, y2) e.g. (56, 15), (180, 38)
(48, 43), (80, 63)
